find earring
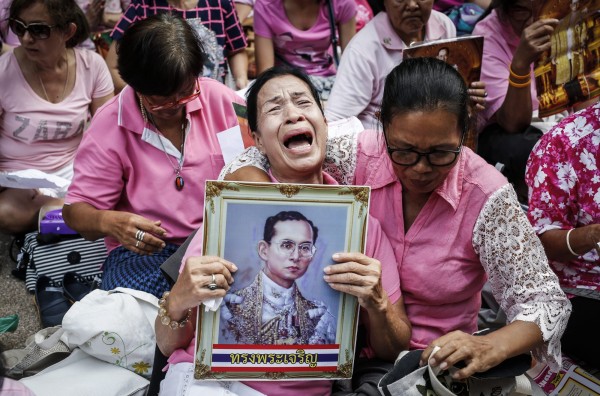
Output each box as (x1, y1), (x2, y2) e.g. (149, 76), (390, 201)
(138, 95), (148, 124)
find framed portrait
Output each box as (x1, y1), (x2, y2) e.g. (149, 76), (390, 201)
(195, 181), (370, 381)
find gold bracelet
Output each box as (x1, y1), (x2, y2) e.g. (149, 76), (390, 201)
(509, 78), (531, 88)
(509, 64), (530, 80)
(158, 291), (192, 330)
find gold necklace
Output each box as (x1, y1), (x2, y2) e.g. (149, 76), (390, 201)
(36, 49), (70, 103)
(139, 97), (187, 191)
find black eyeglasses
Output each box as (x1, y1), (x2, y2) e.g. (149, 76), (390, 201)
(385, 132), (464, 167)
(9, 19), (56, 40)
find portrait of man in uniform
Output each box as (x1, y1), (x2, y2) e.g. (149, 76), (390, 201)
(220, 210), (336, 345)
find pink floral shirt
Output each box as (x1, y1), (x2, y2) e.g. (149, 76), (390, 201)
(526, 102), (600, 291)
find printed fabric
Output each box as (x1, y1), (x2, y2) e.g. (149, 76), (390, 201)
(526, 102), (600, 292)
(111, 0), (247, 81)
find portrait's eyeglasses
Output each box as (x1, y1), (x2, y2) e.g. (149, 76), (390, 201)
(144, 81), (201, 111)
(9, 19), (56, 40)
(270, 239), (316, 259)
(385, 132), (464, 167)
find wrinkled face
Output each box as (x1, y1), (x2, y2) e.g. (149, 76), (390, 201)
(14, 2), (70, 60)
(383, 0), (433, 44)
(385, 108), (462, 195)
(253, 75), (327, 183)
(258, 220), (315, 288)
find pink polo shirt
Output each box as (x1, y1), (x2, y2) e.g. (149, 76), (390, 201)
(169, 171), (401, 396)
(325, 10), (456, 129)
(472, 9), (539, 131)
(355, 130), (507, 349)
(65, 78), (245, 252)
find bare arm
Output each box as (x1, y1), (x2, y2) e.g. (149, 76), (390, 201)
(105, 41), (126, 93)
(324, 252), (411, 361)
(62, 202), (167, 254)
(228, 49), (249, 89)
(234, 3), (253, 23)
(421, 320), (542, 379)
(90, 93), (114, 116)
(338, 17), (356, 53)
(255, 35), (275, 75)
(496, 19), (558, 133)
(102, 11), (123, 28)
(539, 225), (600, 261)
(224, 165), (271, 182)
(156, 256), (237, 356)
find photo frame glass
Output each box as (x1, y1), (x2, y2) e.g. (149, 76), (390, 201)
(195, 181), (370, 381)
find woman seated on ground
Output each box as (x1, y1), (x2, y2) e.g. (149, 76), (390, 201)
(0, 0), (113, 235)
(156, 66), (411, 396)
(63, 14), (246, 298)
(253, 0), (356, 101)
(225, 57), (571, 377)
(324, 0), (486, 129)
(472, 0), (563, 202)
(106, 0), (249, 93)
(525, 100), (600, 369)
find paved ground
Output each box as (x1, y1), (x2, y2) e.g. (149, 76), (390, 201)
(0, 233), (41, 351)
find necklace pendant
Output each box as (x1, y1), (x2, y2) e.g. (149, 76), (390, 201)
(175, 175), (184, 191)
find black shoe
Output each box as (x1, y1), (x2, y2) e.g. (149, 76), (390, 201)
(35, 276), (71, 328)
(62, 272), (95, 303)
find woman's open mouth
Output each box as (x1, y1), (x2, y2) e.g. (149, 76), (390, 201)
(283, 131), (314, 151)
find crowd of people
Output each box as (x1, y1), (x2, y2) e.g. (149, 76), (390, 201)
(1, 0), (599, 394)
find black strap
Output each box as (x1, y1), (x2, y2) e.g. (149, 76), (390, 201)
(326, 0), (340, 67)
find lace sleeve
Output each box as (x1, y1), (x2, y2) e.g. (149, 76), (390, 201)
(472, 184), (571, 371)
(218, 146), (269, 180)
(218, 132), (359, 184)
(323, 132), (358, 185)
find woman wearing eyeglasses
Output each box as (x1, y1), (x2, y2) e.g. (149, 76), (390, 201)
(223, 58), (570, 380)
(62, 13), (246, 298)
(0, 0), (113, 235)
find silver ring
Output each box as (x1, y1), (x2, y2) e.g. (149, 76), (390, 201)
(207, 274), (218, 291)
(135, 240), (140, 248)
(135, 229), (144, 241)
(139, 231), (146, 241)
(483, 91), (488, 97)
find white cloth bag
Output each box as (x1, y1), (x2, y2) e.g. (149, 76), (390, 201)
(60, 287), (159, 378)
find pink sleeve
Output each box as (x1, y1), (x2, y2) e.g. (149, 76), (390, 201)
(89, 51), (115, 98)
(65, 108), (126, 209)
(335, 0), (357, 25)
(253, 0), (275, 38)
(526, 131), (577, 234)
(365, 215), (401, 303)
(180, 229), (204, 273)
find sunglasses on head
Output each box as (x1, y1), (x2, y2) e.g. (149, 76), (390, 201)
(9, 18), (56, 40)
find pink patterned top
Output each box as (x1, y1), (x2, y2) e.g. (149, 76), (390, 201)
(526, 102), (600, 291)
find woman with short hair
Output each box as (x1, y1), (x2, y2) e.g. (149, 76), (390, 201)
(63, 13), (246, 298)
